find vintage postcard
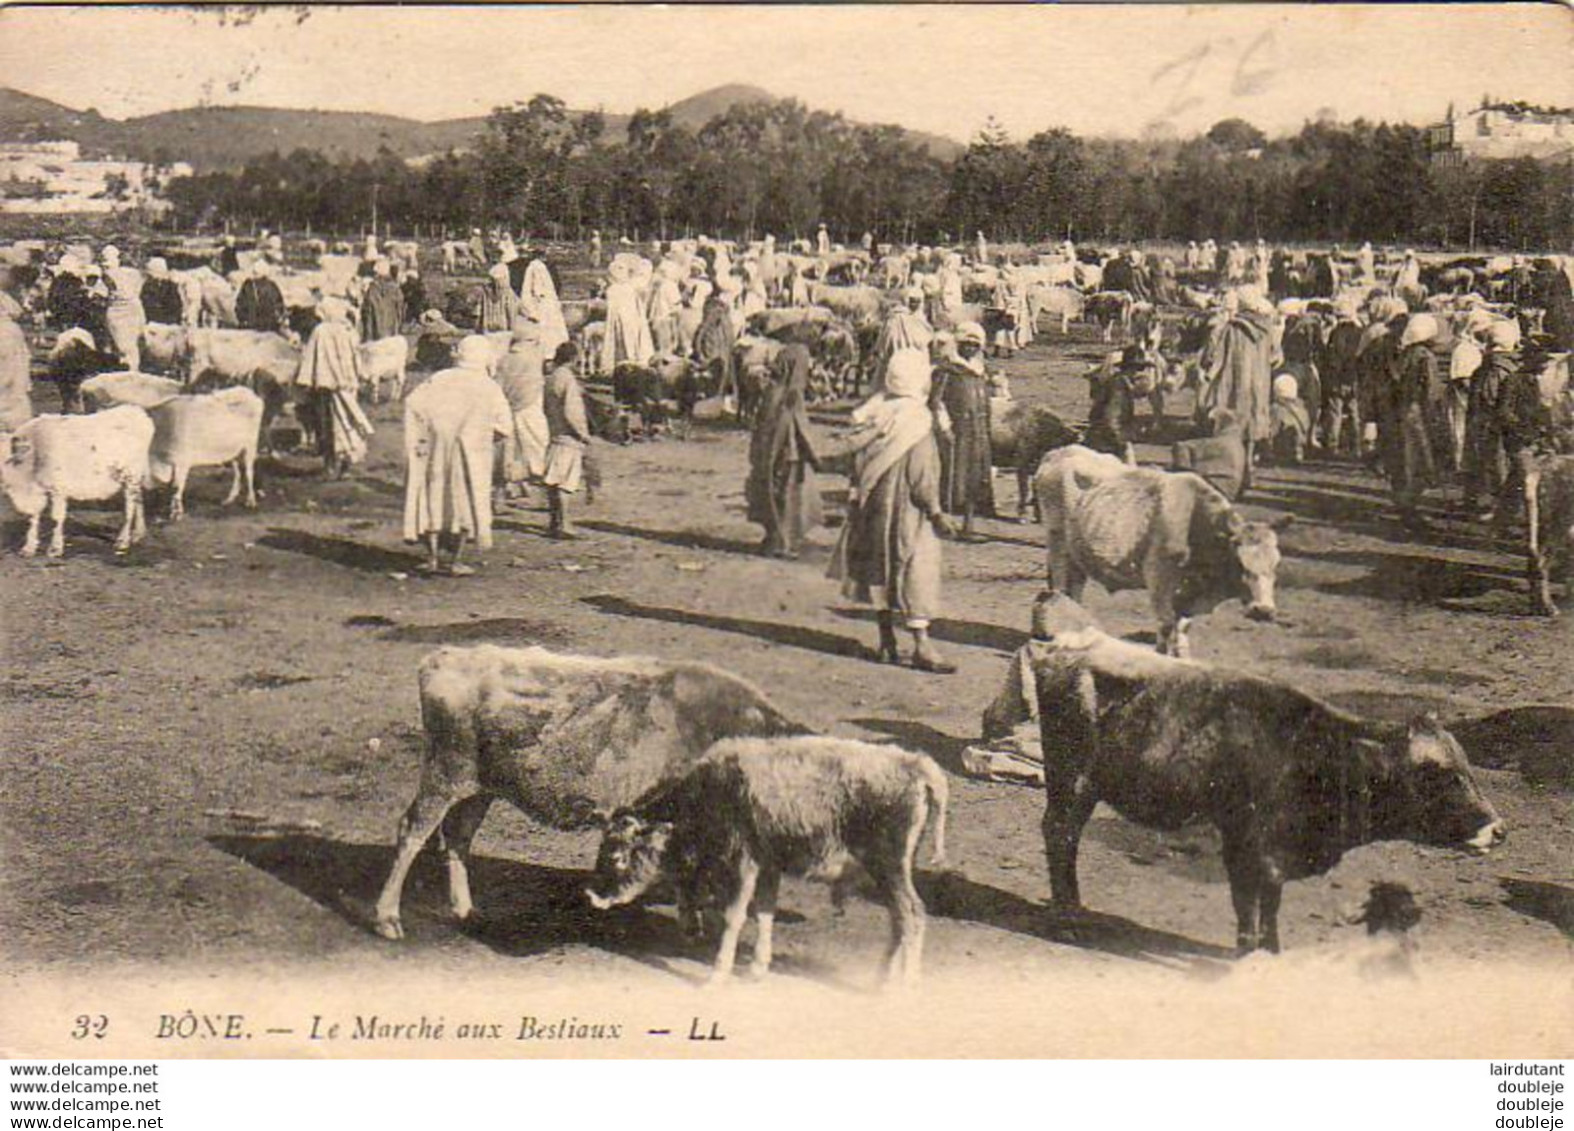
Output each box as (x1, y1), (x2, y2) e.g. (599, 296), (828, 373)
(0, 3), (1570, 1060)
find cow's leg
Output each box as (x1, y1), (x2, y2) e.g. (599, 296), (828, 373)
(114, 480), (142, 553)
(707, 854), (759, 987)
(1530, 545), (1557, 617)
(168, 463), (189, 521)
(437, 795), (493, 922)
(46, 493), (68, 558)
(1221, 832), (1262, 955)
(373, 786), (461, 940)
(747, 867), (780, 980)
(1041, 778), (1097, 910)
(20, 508), (41, 557)
(1257, 860), (1285, 955)
(889, 811), (930, 986)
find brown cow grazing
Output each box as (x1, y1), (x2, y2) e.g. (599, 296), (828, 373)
(1526, 453), (1574, 616)
(1029, 619), (1505, 954)
(1171, 408), (1249, 501)
(372, 646), (805, 941)
(1035, 445), (1289, 656)
(585, 736), (948, 987)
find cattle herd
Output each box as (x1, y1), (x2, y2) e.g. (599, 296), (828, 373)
(0, 224), (1569, 989)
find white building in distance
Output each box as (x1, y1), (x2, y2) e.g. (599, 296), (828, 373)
(0, 139), (192, 214)
(1428, 100), (1574, 164)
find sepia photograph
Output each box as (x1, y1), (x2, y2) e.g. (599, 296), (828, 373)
(0, 2), (1570, 1062)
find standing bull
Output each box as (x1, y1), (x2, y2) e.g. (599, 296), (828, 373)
(1029, 617), (1505, 953)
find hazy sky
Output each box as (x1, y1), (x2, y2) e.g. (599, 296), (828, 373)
(2, 5), (1570, 141)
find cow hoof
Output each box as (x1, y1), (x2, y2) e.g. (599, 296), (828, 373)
(372, 918), (405, 941)
(46, 546), (64, 559)
(20, 546), (37, 559)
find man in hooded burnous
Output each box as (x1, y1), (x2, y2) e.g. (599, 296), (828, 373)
(829, 350), (957, 674)
(929, 320), (996, 537)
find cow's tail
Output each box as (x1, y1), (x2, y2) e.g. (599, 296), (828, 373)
(921, 761), (949, 868)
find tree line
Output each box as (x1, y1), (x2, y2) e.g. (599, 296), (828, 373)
(162, 95), (1574, 253)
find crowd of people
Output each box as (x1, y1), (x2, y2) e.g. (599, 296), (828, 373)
(2, 220), (1570, 634)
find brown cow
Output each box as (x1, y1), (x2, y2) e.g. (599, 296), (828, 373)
(1030, 613), (1506, 953)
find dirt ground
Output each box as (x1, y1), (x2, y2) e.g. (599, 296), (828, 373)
(1, 274), (1570, 1038)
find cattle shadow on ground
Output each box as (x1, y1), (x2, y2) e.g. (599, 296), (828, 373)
(1499, 879), (1574, 939)
(582, 594), (870, 660)
(1448, 706), (1574, 787)
(579, 519), (762, 557)
(1310, 547), (1521, 606)
(830, 607), (1028, 654)
(915, 870), (1232, 969)
(208, 832), (692, 967)
(258, 527), (425, 574)
(377, 618), (573, 647)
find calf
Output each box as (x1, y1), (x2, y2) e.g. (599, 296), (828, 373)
(586, 736), (947, 986)
(1084, 291), (1135, 342)
(373, 646), (805, 941)
(990, 400), (1081, 521)
(358, 335), (410, 404)
(1030, 620), (1505, 953)
(0, 405), (153, 557)
(1526, 453), (1574, 616)
(1035, 445), (1288, 656)
(147, 387), (263, 520)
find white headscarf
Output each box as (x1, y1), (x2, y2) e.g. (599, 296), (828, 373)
(456, 335), (495, 370)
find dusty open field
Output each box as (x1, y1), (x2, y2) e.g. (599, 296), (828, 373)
(1, 270), (1570, 1046)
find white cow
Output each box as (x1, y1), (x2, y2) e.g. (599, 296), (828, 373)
(359, 335), (410, 403)
(147, 387), (263, 520)
(81, 371), (184, 411)
(0, 406), (154, 558)
(138, 324), (190, 374)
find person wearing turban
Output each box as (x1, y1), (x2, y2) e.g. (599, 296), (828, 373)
(601, 259), (655, 375)
(828, 349), (957, 673)
(494, 322), (549, 502)
(874, 285), (933, 391)
(1380, 313), (1445, 529)
(361, 258), (406, 342)
(1463, 319), (1520, 516)
(100, 245), (146, 371)
(746, 344), (823, 559)
(929, 320), (996, 536)
(295, 296), (374, 476)
(519, 256), (570, 358)
(403, 335), (513, 575)
(1196, 285), (1277, 487)
(477, 263), (519, 334)
(139, 258), (185, 327)
(236, 258), (288, 335)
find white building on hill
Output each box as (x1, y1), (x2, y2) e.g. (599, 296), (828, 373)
(1428, 100), (1574, 164)
(0, 139), (191, 214)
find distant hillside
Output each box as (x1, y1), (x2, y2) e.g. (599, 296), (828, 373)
(0, 84), (962, 169)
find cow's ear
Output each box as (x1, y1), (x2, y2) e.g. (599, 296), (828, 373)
(1223, 508), (1247, 540)
(1269, 513), (1296, 532)
(648, 822), (674, 848)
